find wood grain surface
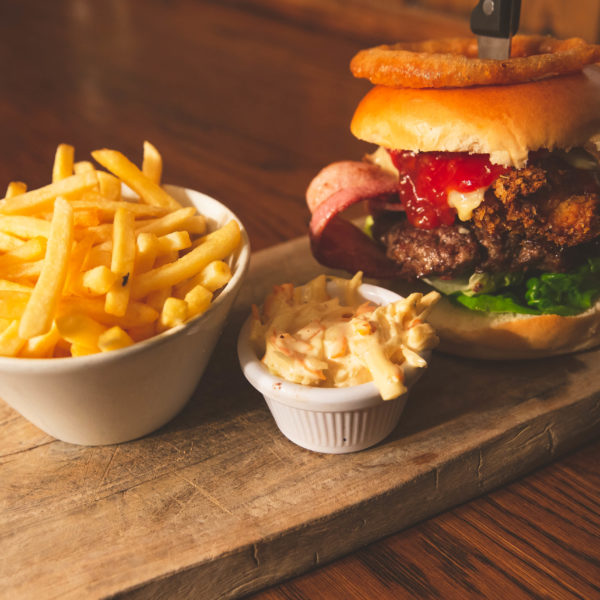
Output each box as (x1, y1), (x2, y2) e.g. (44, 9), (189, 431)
(0, 2), (599, 599)
(247, 439), (600, 600)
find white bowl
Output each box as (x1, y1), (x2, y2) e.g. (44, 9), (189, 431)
(0, 186), (250, 445)
(237, 281), (429, 454)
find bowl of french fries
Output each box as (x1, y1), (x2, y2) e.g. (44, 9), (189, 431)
(0, 142), (250, 445)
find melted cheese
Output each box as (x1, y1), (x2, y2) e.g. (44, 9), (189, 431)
(447, 188), (487, 221)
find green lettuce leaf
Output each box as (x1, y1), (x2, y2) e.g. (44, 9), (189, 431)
(524, 258), (600, 316)
(453, 292), (539, 314)
(445, 257), (600, 316)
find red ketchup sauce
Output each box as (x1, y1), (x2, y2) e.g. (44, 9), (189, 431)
(388, 150), (509, 229)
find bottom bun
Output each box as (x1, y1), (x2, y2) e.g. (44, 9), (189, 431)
(426, 297), (600, 360)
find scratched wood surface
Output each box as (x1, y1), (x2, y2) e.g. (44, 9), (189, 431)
(0, 2), (599, 599)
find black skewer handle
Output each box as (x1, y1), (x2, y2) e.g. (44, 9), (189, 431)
(470, 0), (521, 38)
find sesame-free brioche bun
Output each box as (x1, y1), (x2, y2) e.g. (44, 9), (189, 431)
(425, 296), (600, 359)
(350, 65), (600, 169)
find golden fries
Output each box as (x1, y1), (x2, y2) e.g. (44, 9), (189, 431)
(56, 312), (106, 352)
(184, 285), (212, 318)
(0, 171), (97, 216)
(0, 216), (52, 239)
(142, 141), (162, 184)
(0, 291), (31, 319)
(0, 321), (26, 357)
(97, 171), (121, 201)
(52, 144), (75, 182)
(5, 181), (27, 199)
(0, 142), (242, 357)
(19, 197), (74, 339)
(131, 220), (241, 299)
(20, 323), (61, 358)
(91, 149), (180, 210)
(105, 206), (135, 317)
(98, 326), (134, 352)
(158, 297), (188, 331)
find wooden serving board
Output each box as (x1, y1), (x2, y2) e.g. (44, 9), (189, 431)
(1, 237), (599, 600)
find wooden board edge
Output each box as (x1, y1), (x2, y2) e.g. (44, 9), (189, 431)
(113, 392), (600, 599)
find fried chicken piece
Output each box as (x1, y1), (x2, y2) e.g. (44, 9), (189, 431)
(475, 162), (600, 246)
(471, 158), (600, 272)
(472, 166), (546, 240)
(495, 165), (547, 202)
(546, 194), (600, 246)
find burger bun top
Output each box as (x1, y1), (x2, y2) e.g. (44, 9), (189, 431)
(350, 65), (600, 168)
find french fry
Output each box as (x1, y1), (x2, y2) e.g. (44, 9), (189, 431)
(1, 261), (43, 281)
(199, 260), (232, 291)
(74, 265), (119, 296)
(184, 284), (212, 318)
(0, 321), (26, 357)
(74, 161), (95, 175)
(0, 171), (97, 215)
(87, 206), (177, 244)
(70, 344), (97, 357)
(5, 181), (27, 199)
(105, 206), (136, 317)
(76, 223), (113, 244)
(59, 296), (158, 328)
(181, 215), (207, 236)
(0, 232), (26, 252)
(85, 247), (112, 269)
(20, 323), (61, 358)
(175, 260), (231, 298)
(98, 325), (134, 352)
(134, 232), (159, 274)
(157, 231), (191, 254)
(131, 220), (240, 299)
(142, 141), (162, 184)
(52, 143), (75, 182)
(72, 194), (168, 218)
(97, 171), (121, 201)
(92, 149), (181, 210)
(73, 209), (101, 228)
(0, 280), (33, 293)
(158, 297), (188, 331)
(144, 251), (176, 312)
(0, 216), (52, 239)
(135, 206), (195, 236)
(0, 237), (47, 268)
(56, 312), (106, 351)
(0, 291), (30, 319)
(65, 234), (95, 293)
(19, 197), (74, 339)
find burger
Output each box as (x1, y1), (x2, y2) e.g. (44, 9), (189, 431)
(306, 37), (600, 359)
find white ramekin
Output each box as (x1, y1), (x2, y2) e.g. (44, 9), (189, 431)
(0, 185), (250, 446)
(237, 281), (430, 453)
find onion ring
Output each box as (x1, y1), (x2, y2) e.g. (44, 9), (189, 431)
(350, 34), (600, 88)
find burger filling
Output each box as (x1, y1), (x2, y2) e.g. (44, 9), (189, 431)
(370, 148), (600, 315)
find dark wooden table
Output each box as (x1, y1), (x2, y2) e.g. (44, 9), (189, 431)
(0, 1), (598, 598)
